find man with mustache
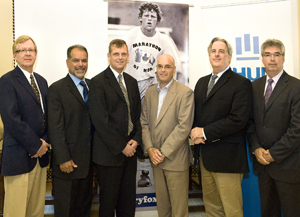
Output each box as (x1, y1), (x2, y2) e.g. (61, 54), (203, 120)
(48, 45), (93, 217)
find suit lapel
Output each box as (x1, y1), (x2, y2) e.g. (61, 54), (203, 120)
(205, 68), (231, 101)
(201, 75), (210, 101)
(14, 67), (40, 104)
(66, 74), (86, 108)
(257, 76), (266, 111)
(265, 71), (288, 111)
(106, 67), (125, 102)
(123, 73), (134, 105)
(34, 72), (48, 110)
(155, 80), (177, 127)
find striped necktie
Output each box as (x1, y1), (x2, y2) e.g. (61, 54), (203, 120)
(30, 74), (45, 132)
(79, 80), (89, 108)
(118, 74), (133, 135)
(207, 75), (218, 97)
(264, 78), (274, 108)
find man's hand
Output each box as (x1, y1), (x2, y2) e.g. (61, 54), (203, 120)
(263, 149), (275, 163)
(191, 127), (205, 144)
(147, 147), (164, 166)
(127, 139), (138, 149)
(59, 159), (78, 173)
(254, 148), (270, 165)
(31, 138), (50, 158)
(122, 143), (136, 157)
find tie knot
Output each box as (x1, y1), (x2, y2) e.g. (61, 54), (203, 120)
(118, 74), (122, 81)
(79, 80), (87, 88)
(268, 78), (274, 84)
(211, 75), (218, 81)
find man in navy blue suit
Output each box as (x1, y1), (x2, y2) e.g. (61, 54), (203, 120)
(0, 35), (50, 217)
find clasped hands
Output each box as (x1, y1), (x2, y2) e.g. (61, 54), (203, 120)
(122, 139), (138, 157)
(147, 147), (165, 166)
(191, 127), (206, 144)
(254, 148), (274, 165)
(60, 159), (78, 173)
(30, 138), (50, 158)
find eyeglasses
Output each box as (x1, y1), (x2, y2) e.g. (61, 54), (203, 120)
(15, 49), (36, 54)
(263, 52), (282, 58)
(210, 49), (226, 54)
(157, 64), (173, 70)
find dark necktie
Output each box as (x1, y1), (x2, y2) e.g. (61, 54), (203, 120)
(79, 80), (89, 108)
(30, 74), (45, 131)
(264, 78), (274, 108)
(207, 75), (218, 97)
(118, 74), (133, 135)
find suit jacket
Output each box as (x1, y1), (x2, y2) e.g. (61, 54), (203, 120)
(141, 80), (194, 171)
(248, 71), (300, 183)
(89, 66), (142, 166)
(47, 74), (92, 179)
(0, 66), (49, 176)
(193, 68), (252, 173)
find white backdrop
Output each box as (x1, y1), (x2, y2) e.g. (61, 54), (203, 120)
(15, 0), (108, 85)
(14, 1), (299, 216)
(15, 0), (298, 88)
(200, 0), (295, 80)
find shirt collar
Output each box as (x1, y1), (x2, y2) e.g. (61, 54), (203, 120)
(68, 72), (85, 86)
(110, 65), (124, 80)
(18, 65), (33, 82)
(157, 79), (174, 92)
(266, 70), (284, 85)
(211, 66), (229, 79)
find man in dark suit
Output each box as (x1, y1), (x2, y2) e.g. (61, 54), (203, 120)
(191, 37), (252, 217)
(248, 39), (300, 217)
(0, 35), (50, 217)
(89, 39), (142, 217)
(47, 45), (93, 217)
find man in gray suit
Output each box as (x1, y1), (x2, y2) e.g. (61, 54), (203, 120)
(141, 54), (194, 217)
(248, 39), (300, 217)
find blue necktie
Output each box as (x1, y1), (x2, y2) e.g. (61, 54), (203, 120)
(79, 80), (89, 108)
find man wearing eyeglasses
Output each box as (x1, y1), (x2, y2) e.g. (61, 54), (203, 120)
(191, 37), (252, 217)
(0, 35), (50, 217)
(141, 54), (194, 217)
(247, 39), (300, 217)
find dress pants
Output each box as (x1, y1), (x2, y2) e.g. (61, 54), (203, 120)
(258, 169), (300, 217)
(152, 166), (189, 217)
(3, 160), (47, 217)
(53, 166), (93, 217)
(200, 158), (244, 217)
(96, 156), (137, 217)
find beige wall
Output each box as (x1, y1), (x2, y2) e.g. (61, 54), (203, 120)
(299, 0), (300, 73)
(0, 0), (13, 143)
(0, 0), (14, 77)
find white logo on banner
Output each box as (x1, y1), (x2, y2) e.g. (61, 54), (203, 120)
(232, 34), (265, 81)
